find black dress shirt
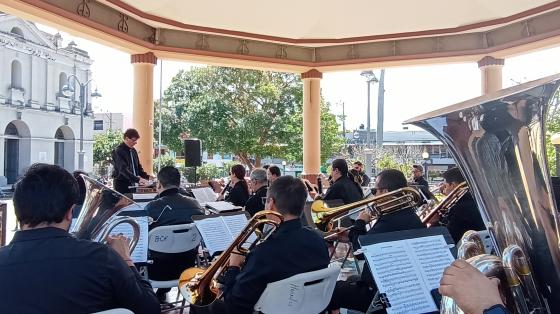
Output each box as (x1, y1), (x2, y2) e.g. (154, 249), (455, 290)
(361, 173), (371, 187)
(440, 192), (485, 243)
(221, 218), (330, 314)
(323, 176), (364, 205)
(0, 227), (159, 314)
(414, 176), (429, 187)
(111, 142), (149, 187)
(244, 185), (268, 217)
(146, 188), (204, 281)
(225, 181), (250, 207)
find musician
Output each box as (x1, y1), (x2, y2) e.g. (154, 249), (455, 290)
(145, 166), (204, 304)
(244, 168), (268, 217)
(353, 161), (371, 187)
(440, 259), (508, 314)
(411, 164), (429, 187)
(430, 167), (485, 243)
(218, 164), (250, 207)
(219, 176), (330, 313)
(322, 158), (363, 205)
(0, 164), (159, 314)
(328, 169), (425, 313)
(266, 165), (281, 184)
(111, 128), (152, 194)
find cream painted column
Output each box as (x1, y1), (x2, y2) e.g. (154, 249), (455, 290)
(478, 56), (505, 95)
(301, 69), (322, 182)
(131, 52), (156, 175)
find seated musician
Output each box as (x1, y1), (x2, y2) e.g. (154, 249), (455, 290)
(219, 176), (330, 314)
(244, 168), (268, 217)
(218, 164), (250, 207)
(328, 169), (425, 313)
(266, 165), (281, 184)
(429, 167), (485, 243)
(322, 158), (363, 205)
(145, 166), (204, 304)
(0, 164), (159, 314)
(353, 160), (371, 187)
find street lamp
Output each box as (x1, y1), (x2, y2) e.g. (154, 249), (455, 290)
(360, 70), (378, 148)
(552, 133), (560, 176)
(62, 76), (101, 171)
(422, 151), (430, 181)
(281, 160), (287, 174)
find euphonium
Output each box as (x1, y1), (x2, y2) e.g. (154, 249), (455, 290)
(71, 175), (140, 252)
(178, 210), (283, 308)
(311, 187), (420, 232)
(406, 73), (560, 313)
(419, 181), (468, 225)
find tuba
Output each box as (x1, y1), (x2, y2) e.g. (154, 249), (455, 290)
(419, 181), (469, 225)
(71, 175), (141, 252)
(178, 210), (283, 308)
(311, 187), (421, 232)
(406, 74), (560, 313)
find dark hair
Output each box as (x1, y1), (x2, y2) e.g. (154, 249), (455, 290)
(124, 128), (140, 139)
(442, 167), (465, 184)
(14, 163), (78, 227)
(262, 165), (270, 170)
(412, 164), (424, 173)
(353, 161), (363, 167)
(231, 164), (249, 191)
(73, 170), (88, 205)
(268, 165), (281, 177)
(376, 169), (407, 192)
(157, 166), (181, 188)
(332, 159), (349, 175)
(267, 176), (307, 216)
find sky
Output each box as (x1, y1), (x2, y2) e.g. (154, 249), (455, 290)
(36, 24), (560, 132)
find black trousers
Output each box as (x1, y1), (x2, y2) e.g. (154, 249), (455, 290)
(327, 278), (378, 313)
(113, 179), (133, 195)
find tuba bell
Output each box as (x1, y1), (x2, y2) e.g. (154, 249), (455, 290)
(406, 73), (560, 313)
(71, 175), (141, 252)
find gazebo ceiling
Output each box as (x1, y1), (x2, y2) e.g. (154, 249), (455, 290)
(105, 0), (557, 42)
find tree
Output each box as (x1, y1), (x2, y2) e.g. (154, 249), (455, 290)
(156, 67), (343, 168)
(92, 129), (122, 178)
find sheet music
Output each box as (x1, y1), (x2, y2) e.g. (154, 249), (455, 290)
(195, 216), (232, 255)
(192, 187), (217, 203)
(108, 216), (150, 263)
(222, 214), (256, 244)
(206, 201), (239, 212)
(132, 193), (157, 201)
(362, 235), (454, 314)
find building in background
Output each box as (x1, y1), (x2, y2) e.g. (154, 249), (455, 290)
(93, 112), (124, 135)
(0, 14), (94, 184)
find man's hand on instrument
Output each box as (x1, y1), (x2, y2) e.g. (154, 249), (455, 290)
(357, 209), (372, 222)
(106, 234), (133, 266)
(333, 228), (350, 243)
(439, 259), (504, 314)
(229, 249), (245, 268)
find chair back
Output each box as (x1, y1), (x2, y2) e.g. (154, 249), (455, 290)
(148, 223), (201, 254)
(92, 309), (134, 314)
(254, 264), (341, 314)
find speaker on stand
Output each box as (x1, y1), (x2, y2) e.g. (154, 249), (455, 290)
(184, 139), (202, 184)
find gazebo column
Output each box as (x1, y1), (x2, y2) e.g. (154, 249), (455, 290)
(301, 69), (322, 183)
(131, 52), (157, 174)
(478, 56), (504, 95)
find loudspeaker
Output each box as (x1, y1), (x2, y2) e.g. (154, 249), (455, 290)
(184, 139), (202, 167)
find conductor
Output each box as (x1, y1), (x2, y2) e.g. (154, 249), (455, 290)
(111, 128), (152, 194)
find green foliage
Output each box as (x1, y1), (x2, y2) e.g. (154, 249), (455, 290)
(376, 151), (416, 175)
(93, 129), (122, 165)
(546, 89), (560, 174)
(197, 163), (222, 181)
(155, 66), (343, 168)
(153, 155), (177, 174)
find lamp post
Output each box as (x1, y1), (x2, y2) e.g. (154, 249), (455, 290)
(552, 133), (560, 176)
(282, 160), (287, 175)
(62, 76), (101, 171)
(422, 151), (430, 182)
(360, 71), (378, 148)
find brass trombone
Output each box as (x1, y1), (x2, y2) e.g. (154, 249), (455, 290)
(418, 181), (468, 225)
(311, 187), (421, 233)
(178, 210), (283, 308)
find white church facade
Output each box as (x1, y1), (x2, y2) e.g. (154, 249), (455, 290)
(0, 14), (94, 184)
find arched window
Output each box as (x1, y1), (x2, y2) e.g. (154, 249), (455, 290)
(5, 122), (19, 136)
(11, 60), (22, 89)
(59, 72), (68, 94)
(55, 128), (65, 140)
(10, 27), (24, 38)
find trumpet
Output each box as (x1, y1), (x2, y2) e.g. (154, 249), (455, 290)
(418, 181), (468, 225)
(178, 210), (283, 308)
(311, 187), (421, 232)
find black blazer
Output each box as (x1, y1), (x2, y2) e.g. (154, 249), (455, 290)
(221, 219), (330, 314)
(323, 176), (364, 205)
(244, 185), (268, 217)
(111, 142), (149, 184)
(441, 192), (485, 243)
(225, 181), (250, 207)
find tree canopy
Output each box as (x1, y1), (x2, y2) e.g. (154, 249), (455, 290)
(156, 66), (343, 168)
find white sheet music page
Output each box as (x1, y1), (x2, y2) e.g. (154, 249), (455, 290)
(222, 214), (257, 244)
(192, 187), (217, 203)
(362, 235), (454, 314)
(108, 216), (149, 263)
(206, 201), (239, 212)
(195, 216), (232, 255)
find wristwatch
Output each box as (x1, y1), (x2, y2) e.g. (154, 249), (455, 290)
(483, 304), (508, 314)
